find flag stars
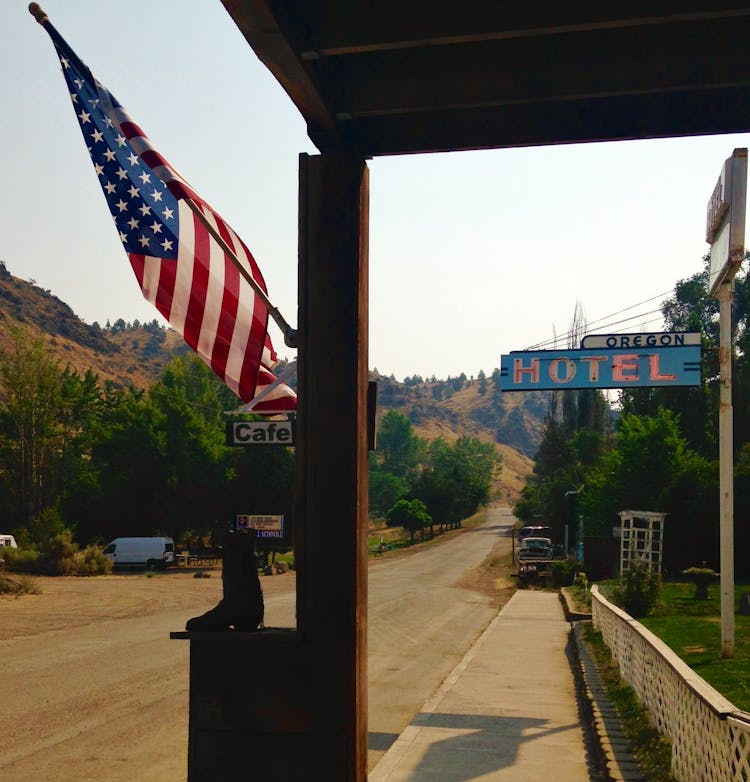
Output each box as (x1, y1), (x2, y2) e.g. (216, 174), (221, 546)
(90, 129), (104, 143)
(128, 185), (140, 198)
(116, 167), (128, 180)
(138, 235), (151, 248)
(151, 189), (163, 202)
(60, 57), (70, 69)
(127, 216), (139, 230)
(70, 92), (78, 103)
(73, 77), (84, 89)
(139, 203), (152, 216)
(103, 149), (116, 162)
(78, 109), (91, 124)
(115, 134), (126, 147)
(104, 181), (116, 195)
(115, 199), (128, 212)
(161, 238), (174, 252)
(162, 207), (174, 220)
(94, 162), (104, 176)
(150, 221), (162, 234)
(138, 171), (151, 185)
(127, 152), (139, 166)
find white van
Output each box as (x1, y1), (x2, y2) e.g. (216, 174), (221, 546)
(0, 534), (18, 549)
(102, 537), (175, 569)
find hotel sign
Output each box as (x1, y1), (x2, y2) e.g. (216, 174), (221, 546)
(500, 344), (701, 391)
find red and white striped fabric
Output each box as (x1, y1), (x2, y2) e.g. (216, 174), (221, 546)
(42, 16), (296, 411)
(238, 338), (297, 415)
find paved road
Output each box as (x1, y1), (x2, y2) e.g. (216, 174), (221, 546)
(367, 505), (514, 768)
(0, 505), (515, 780)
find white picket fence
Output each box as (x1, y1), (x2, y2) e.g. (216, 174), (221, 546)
(591, 585), (750, 781)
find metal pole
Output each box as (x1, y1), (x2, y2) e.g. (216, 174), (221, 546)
(717, 281), (735, 657)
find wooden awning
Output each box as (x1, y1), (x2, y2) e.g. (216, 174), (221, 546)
(222, 1), (750, 156)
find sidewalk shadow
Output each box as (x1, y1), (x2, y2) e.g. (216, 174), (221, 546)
(400, 711), (581, 781)
(369, 731), (400, 752)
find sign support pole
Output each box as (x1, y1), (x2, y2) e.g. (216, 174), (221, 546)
(717, 281), (735, 657)
(706, 149), (746, 659)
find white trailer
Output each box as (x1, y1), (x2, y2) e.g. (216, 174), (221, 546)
(0, 534), (18, 549)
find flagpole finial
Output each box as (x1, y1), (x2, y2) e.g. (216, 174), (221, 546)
(28, 3), (48, 24)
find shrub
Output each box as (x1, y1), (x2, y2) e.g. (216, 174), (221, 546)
(550, 559), (584, 587)
(40, 530), (79, 575)
(613, 563), (662, 618)
(4, 533), (112, 576)
(0, 573), (41, 595)
(2, 546), (42, 572)
(76, 544), (113, 576)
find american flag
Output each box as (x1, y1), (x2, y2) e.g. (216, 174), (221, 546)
(40, 18), (296, 414)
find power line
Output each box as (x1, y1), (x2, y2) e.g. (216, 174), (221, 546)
(524, 290), (674, 350)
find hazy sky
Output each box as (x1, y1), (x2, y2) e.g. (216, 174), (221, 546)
(4, 1), (750, 381)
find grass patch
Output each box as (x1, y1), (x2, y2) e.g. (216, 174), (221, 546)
(0, 573), (41, 595)
(368, 508), (489, 555)
(583, 624), (677, 782)
(639, 580), (750, 710)
(563, 583), (592, 612)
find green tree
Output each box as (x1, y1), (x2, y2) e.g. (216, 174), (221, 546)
(375, 410), (422, 479)
(368, 460), (408, 515)
(386, 498), (431, 544)
(415, 436), (500, 527)
(0, 327), (71, 529)
(477, 369), (487, 395)
(579, 409), (715, 570)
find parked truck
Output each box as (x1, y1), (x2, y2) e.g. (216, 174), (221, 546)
(516, 536), (557, 582)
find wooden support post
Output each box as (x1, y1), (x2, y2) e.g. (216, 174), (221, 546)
(175, 152), (369, 782)
(296, 151), (370, 778)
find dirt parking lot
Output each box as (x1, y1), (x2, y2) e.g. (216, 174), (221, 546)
(0, 567), (295, 782)
(1, 511), (515, 781)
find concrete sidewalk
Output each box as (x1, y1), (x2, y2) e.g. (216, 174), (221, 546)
(370, 591), (591, 781)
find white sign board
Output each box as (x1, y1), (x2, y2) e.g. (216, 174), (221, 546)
(581, 332), (700, 349)
(706, 148), (747, 297)
(235, 514), (285, 538)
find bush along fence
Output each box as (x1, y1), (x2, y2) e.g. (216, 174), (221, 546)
(591, 585), (750, 782)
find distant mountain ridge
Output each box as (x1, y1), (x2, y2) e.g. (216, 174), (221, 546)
(0, 262), (544, 496)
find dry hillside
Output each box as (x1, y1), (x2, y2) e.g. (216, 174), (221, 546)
(0, 261), (184, 393)
(0, 263), (542, 498)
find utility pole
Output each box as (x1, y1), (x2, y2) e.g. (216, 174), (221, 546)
(705, 148), (747, 658)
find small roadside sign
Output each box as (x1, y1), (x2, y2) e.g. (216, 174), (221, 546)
(235, 514), (285, 539)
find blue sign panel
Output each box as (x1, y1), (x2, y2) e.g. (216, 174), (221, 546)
(500, 346), (701, 391)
